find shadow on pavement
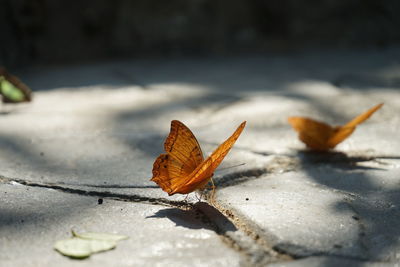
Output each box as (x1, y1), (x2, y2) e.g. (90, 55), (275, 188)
(147, 202), (237, 234)
(296, 150), (400, 171)
(297, 149), (400, 262)
(20, 47), (400, 93)
(147, 207), (215, 230)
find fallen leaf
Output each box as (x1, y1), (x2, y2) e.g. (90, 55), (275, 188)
(72, 230), (129, 242)
(54, 231), (128, 259)
(54, 238), (116, 259)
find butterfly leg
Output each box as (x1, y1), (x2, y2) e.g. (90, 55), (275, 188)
(208, 178), (216, 205)
(195, 191), (203, 202)
(183, 194), (190, 203)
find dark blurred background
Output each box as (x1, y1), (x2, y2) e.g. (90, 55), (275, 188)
(1, 0), (400, 67)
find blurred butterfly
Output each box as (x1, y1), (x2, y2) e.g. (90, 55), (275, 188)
(151, 120), (246, 196)
(288, 103), (383, 151)
(0, 67), (32, 103)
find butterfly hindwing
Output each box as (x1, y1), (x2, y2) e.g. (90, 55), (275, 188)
(151, 154), (173, 194)
(327, 126), (355, 148)
(288, 117), (335, 150)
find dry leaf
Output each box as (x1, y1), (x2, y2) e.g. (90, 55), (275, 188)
(54, 231), (128, 259)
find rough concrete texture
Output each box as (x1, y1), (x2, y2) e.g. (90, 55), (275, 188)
(0, 184), (241, 267)
(1, 47), (400, 266)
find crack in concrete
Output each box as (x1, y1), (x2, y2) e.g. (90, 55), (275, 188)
(40, 182), (158, 189)
(0, 175), (192, 209)
(0, 174), (287, 266)
(193, 202), (260, 266)
(207, 199), (294, 266)
(214, 156), (298, 189)
(206, 161), (375, 265)
(272, 243), (371, 262)
(305, 180), (360, 199)
(1, 170), (296, 265)
(194, 201), (291, 266)
(213, 199), (375, 264)
(215, 168), (267, 188)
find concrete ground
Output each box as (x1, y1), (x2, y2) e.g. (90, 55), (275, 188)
(1, 46), (400, 266)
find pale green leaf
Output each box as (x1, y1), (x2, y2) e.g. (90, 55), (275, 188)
(54, 231), (128, 259)
(54, 238), (117, 259)
(72, 231), (129, 242)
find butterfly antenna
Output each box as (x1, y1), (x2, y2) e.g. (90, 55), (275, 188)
(216, 163), (246, 173)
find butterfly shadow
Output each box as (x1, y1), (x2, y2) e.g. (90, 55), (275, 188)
(146, 202), (237, 234)
(295, 149), (400, 171)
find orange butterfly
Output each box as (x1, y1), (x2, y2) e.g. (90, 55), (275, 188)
(288, 103), (383, 151)
(151, 120), (246, 196)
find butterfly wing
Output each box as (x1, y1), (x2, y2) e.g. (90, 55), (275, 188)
(326, 126), (356, 148)
(288, 117), (335, 150)
(341, 103), (383, 129)
(168, 121), (246, 195)
(164, 120), (204, 172)
(151, 120), (204, 195)
(327, 103), (383, 148)
(151, 153), (171, 191)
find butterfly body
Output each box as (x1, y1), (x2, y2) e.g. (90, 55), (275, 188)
(151, 120), (246, 195)
(288, 103), (383, 151)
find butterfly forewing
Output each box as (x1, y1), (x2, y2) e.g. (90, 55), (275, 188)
(164, 120), (204, 178)
(326, 103), (383, 149)
(341, 103), (383, 129)
(169, 121), (246, 195)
